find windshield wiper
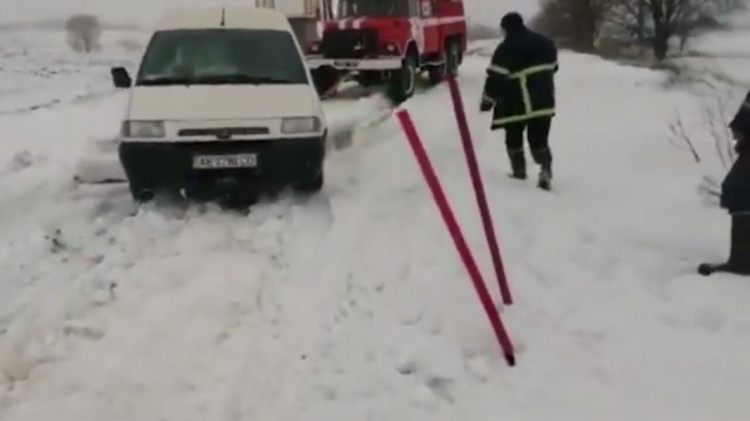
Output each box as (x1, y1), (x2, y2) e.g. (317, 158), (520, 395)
(136, 74), (297, 86)
(191, 75), (295, 85)
(137, 77), (195, 86)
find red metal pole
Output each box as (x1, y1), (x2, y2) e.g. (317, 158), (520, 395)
(446, 75), (513, 306)
(395, 109), (515, 367)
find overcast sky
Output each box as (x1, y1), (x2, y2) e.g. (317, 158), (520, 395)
(0, 0), (538, 27)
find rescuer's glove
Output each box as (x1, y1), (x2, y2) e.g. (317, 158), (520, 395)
(480, 97), (494, 112)
(733, 128), (744, 142)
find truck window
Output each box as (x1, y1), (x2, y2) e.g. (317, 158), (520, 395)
(338, 0), (410, 18)
(420, 0), (435, 17)
(135, 29), (309, 86)
(409, 0), (419, 17)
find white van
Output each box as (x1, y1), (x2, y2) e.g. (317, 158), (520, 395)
(110, 7), (328, 204)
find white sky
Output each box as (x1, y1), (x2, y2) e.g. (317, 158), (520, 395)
(0, 0), (539, 28)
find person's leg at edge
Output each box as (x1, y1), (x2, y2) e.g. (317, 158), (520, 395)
(505, 122), (527, 179)
(527, 116), (553, 189)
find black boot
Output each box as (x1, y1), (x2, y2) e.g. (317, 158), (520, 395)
(531, 148), (553, 190)
(507, 149), (527, 180)
(698, 214), (750, 276)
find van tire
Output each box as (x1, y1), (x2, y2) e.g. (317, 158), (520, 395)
(294, 168), (324, 193)
(130, 184), (155, 203)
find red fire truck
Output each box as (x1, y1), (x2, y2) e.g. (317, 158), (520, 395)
(305, 0), (467, 101)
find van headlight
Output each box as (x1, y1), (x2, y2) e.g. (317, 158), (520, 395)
(122, 120), (165, 138)
(281, 117), (320, 134)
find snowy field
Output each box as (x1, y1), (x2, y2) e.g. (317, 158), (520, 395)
(0, 29), (149, 115)
(0, 25), (749, 420)
(678, 5), (750, 85)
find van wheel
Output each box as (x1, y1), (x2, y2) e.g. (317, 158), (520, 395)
(129, 184), (154, 203)
(294, 168), (324, 193)
(387, 51), (418, 104)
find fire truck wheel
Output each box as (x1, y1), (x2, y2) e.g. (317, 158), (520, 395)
(428, 61), (446, 85)
(388, 52), (418, 104)
(445, 40), (460, 76)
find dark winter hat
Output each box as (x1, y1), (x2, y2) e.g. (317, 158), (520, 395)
(500, 12), (525, 33)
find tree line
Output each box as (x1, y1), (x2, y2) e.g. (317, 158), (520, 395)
(530, 0), (745, 60)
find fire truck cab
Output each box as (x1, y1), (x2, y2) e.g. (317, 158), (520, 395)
(306, 0), (466, 101)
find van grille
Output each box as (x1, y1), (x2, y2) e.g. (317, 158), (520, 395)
(173, 140), (274, 154)
(178, 127), (269, 138)
(321, 29), (378, 59)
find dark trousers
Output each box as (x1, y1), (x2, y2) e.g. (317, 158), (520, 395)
(729, 214), (750, 272)
(698, 213), (750, 275)
(504, 117), (553, 174)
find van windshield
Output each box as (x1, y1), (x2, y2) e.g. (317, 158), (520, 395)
(136, 29), (308, 86)
(338, 0), (410, 18)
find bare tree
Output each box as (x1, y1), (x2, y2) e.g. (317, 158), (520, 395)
(666, 84), (740, 200)
(611, 0), (741, 60)
(65, 14), (101, 53)
(530, 0), (617, 52)
(668, 114), (702, 162)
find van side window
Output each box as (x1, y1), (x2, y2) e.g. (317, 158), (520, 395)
(338, 0), (409, 17)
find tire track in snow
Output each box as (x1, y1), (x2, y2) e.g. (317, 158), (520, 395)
(219, 194), (348, 419)
(0, 88), (119, 117)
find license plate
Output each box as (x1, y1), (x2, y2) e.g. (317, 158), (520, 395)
(192, 154), (257, 169)
(334, 60), (359, 68)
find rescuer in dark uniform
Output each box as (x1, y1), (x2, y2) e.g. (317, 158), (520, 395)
(699, 90), (750, 276)
(480, 12), (559, 190)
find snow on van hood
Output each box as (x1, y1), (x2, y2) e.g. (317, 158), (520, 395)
(126, 84), (320, 121)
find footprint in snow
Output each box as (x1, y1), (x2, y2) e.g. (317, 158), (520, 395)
(3, 150), (36, 174)
(694, 309), (726, 332)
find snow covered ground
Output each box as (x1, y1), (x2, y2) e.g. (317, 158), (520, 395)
(0, 26), (750, 420)
(0, 29), (148, 115)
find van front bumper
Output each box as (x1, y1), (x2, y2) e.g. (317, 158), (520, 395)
(306, 56), (402, 70)
(118, 136), (325, 191)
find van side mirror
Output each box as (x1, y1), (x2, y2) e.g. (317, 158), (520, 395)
(111, 67), (132, 88)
